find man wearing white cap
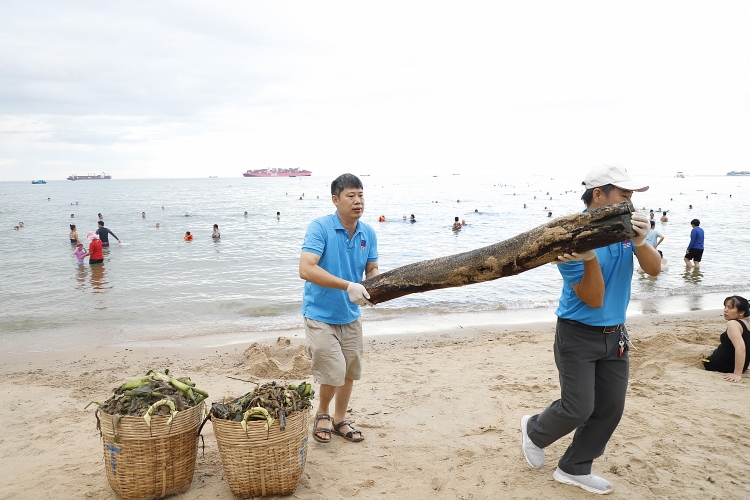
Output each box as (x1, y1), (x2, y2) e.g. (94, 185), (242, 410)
(520, 164), (660, 494)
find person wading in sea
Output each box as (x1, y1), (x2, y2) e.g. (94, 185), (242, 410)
(520, 163), (659, 495)
(299, 173), (379, 444)
(96, 220), (121, 246)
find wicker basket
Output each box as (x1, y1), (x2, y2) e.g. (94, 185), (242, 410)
(212, 409), (311, 498)
(98, 403), (205, 500)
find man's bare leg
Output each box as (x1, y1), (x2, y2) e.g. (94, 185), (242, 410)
(315, 384), (337, 441)
(684, 257), (693, 269)
(694, 261), (700, 270)
(333, 378), (361, 439)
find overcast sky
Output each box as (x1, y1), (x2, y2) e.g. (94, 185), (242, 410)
(1, 1), (748, 181)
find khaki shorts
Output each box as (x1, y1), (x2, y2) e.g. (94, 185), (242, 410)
(304, 317), (363, 386)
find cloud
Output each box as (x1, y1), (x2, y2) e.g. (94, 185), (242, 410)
(0, 1), (749, 180)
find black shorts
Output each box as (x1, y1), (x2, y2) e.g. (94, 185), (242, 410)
(101, 242), (109, 247)
(685, 248), (704, 262)
(89, 259), (104, 264)
(70, 238), (77, 244)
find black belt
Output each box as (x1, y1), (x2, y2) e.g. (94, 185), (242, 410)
(558, 318), (622, 334)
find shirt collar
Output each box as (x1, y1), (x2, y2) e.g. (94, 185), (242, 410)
(333, 212), (362, 236)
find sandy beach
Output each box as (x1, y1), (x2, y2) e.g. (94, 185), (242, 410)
(1, 309), (749, 499)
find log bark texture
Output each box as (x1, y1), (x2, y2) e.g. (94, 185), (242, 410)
(361, 201), (635, 304)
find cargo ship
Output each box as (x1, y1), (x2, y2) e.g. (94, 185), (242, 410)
(727, 170), (750, 176)
(243, 168), (311, 177)
(67, 173), (112, 181)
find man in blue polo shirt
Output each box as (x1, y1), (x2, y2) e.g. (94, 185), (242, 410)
(520, 164), (661, 494)
(299, 173), (379, 445)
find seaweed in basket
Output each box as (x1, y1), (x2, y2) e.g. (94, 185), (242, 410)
(210, 381), (314, 434)
(85, 369), (209, 435)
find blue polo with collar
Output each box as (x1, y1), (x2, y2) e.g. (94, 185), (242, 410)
(301, 213), (379, 324)
(555, 239), (635, 326)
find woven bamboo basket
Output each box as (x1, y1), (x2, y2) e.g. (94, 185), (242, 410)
(212, 409), (311, 498)
(98, 402), (205, 500)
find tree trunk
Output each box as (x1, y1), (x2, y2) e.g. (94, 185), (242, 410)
(361, 201), (634, 304)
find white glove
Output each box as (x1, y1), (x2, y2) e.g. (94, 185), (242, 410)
(630, 212), (650, 247)
(551, 251), (597, 264)
(346, 282), (373, 306)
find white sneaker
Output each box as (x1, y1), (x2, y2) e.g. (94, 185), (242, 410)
(553, 468), (613, 495)
(520, 415), (544, 468)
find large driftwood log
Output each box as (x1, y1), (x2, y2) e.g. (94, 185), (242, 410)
(361, 201), (635, 304)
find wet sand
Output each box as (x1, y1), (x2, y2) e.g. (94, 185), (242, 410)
(1, 309), (749, 499)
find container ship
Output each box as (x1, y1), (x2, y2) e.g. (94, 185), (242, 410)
(67, 173), (112, 180)
(727, 170), (750, 176)
(243, 168), (311, 177)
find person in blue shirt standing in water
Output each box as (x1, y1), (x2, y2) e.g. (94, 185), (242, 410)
(520, 164), (660, 495)
(684, 218), (704, 270)
(299, 173), (379, 445)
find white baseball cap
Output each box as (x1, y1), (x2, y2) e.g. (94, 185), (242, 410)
(582, 163), (649, 192)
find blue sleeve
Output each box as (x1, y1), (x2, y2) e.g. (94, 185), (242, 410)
(557, 260), (585, 286)
(688, 228), (696, 249)
(367, 230), (379, 263)
(302, 220), (326, 256)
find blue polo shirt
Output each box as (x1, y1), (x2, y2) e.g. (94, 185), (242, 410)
(555, 239), (635, 326)
(301, 213), (379, 324)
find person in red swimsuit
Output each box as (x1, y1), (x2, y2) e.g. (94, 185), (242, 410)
(81, 232), (104, 264)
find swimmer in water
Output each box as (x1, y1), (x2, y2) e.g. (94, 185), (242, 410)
(410, 214), (416, 223)
(155, 222), (160, 228)
(69, 224), (79, 244)
(277, 211), (280, 220)
(244, 211), (248, 217)
(142, 212), (146, 219)
(212, 224), (220, 239)
(184, 231), (193, 241)
(452, 217), (462, 230)
(19, 222), (24, 228)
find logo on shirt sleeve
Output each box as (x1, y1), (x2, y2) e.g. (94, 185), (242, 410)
(622, 240), (632, 249)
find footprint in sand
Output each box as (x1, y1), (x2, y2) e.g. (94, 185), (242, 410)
(637, 362), (665, 380)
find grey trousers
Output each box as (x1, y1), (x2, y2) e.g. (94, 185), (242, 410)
(527, 319), (629, 475)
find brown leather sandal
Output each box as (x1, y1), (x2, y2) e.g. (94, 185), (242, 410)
(332, 420), (364, 442)
(313, 413), (332, 443)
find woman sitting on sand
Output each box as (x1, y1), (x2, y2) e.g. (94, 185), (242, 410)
(702, 295), (750, 382)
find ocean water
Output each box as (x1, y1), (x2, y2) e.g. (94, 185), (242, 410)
(1, 173), (748, 353)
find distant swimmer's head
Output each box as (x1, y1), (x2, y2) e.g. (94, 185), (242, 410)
(13, 226), (19, 230)
(581, 163), (647, 209)
(331, 173), (365, 220)
(213, 224), (219, 229)
(155, 223), (160, 228)
(185, 231), (191, 236)
(70, 224), (76, 230)
(663, 211), (667, 216)
(244, 211), (248, 216)
(70, 214), (75, 218)
(455, 216), (459, 222)
(691, 219), (700, 227)
(98, 221), (104, 227)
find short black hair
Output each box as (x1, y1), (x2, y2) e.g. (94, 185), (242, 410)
(70, 224), (75, 230)
(98, 221), (104, 226)
(581, 184), (616, 206)
(691, 219), (700, 226)
(650, 220), (656, 227)
(331, 173), (363, 197)
(454, 216), (459, 221)
(213, 224), (218, 228)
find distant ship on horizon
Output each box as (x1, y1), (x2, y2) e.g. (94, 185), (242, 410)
(67, 172), (111, 180)
(727, 170), (750, 176)
(243, 168), (311, 177)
